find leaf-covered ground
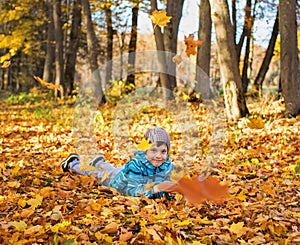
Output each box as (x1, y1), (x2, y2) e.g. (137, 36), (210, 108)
(0, 93), (299, 244)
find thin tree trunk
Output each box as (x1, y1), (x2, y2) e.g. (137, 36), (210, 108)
(236, 0), (252, 62)
(210, 0), (248, 121)
(150, 0), (173, 100)
(53, 0), (64, 97)
(43, 0), (55, 83)
(254, 11), (279, 95)
(279, 0), (300, 116)
(232, 0), (237, 42)
(126, 0), (139, 88)
(65, 0), (81, 95)
(196, 0), (212, 99)
(82, 0), (105, 102)
(163, 0), (185, 91)
(105, 3), (113, 84)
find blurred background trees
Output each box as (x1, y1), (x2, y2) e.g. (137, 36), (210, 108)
(0, 0), (299, 118)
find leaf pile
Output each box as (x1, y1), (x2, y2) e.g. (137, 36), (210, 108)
(0, 96), (299, 244)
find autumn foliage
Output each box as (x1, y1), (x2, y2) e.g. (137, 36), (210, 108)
(0, 92), (300, 244)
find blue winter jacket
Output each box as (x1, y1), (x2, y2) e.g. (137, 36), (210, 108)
(109, 150), (174, 199)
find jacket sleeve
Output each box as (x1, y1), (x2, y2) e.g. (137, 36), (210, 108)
(110, 160), (166, 198)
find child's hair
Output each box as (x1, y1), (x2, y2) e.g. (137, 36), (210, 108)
(145, 128), (170, 151)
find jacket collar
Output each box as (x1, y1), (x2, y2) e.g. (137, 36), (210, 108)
(134, 150), (171, 170)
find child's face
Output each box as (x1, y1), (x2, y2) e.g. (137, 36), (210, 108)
(146, 142), (168, 167)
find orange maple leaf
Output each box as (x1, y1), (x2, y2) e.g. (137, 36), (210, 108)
(150, 9), (172, 27)
(184, 34), (202, 57)
(33, 75), (63, 91)
(175, 176), (228, 205)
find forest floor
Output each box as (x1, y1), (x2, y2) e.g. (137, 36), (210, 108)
(0, 90), (299, 244)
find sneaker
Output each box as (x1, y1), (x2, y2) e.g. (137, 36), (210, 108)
(89, 154), (105, 167)
(61, 153), (79, 172)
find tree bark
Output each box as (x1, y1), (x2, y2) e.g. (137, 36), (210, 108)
(196, 0), (212, 99)
(105, 2), (113, 85)
(126, 0), (139, 88)
(82, 0), (105, 102)
(43, 0), (55, 83)
(53, 0), (64, 97)
(279, 0), (300, 116)
(253, 11), (278, 95)
(163, 0), (185, 91)
(65, 0), (81, 95)
(236, 0), (252, 62)
(210, 0), (249, 121)
(150, 0), (174, 100)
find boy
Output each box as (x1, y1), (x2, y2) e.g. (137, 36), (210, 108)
(61, 128), (177, 199)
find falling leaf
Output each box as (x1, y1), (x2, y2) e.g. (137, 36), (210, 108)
(33, 75), (62, 91)
(150, 9), (172, 27)
(138, 138), (153, 151)
(9, 220), (27, 231)
(175, 176), (228, 205)
(1, 60), (11, 68)
(229, 222), (248, 236)
(184, 34), (202, 57)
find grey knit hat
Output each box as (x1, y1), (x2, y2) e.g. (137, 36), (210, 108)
(145, 128), (170, 151)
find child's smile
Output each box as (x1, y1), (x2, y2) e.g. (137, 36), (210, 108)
(146, 143), (168, 167)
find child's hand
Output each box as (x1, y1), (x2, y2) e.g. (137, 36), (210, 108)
(153, 181), (178, 193)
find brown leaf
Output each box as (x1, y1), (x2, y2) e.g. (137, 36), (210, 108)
(101, 222), (119, 234)
(119, 231), (133, 242)
(184, 34), (202, 57)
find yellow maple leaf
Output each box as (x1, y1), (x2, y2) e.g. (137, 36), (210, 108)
(229, 222), (248, 236)
(247, 117), (265, 129)
(138, 138), (153, 151)
(150, 9), (172, 27)
(27, 194), (43, 209)
(9, 220), (27, 231)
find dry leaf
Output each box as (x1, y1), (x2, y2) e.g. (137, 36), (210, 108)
(119, 231), (133, 242)
(175, 176), (228, 205)
(101, 222), (119, 234)
(184, 34), (202, 57)
(138, 138), (153, 151)
(229, 222), (248, 236)
(33, 75), (62, 91)
(150, 9), (172, 27)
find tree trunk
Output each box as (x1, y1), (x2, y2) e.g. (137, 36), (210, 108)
(53, 0), (64, 97)
(241, 0), (252, 93)
(196, 0), (212, 99)
(81, 0), (105, 103)
(126, 0), (139, 88)
(231, 0), (237, 43)
(105, 3), (113, 85)
(210, 0), (249, 121)
(279, 0), (300, 116)
(254, 11), (279, 95)
(236, 0), (252, 62)
(43, 0), (55, 83)
(65, 0), (81, 96)
(150, 0), (174, 100)
(163, 0), (185, 91)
